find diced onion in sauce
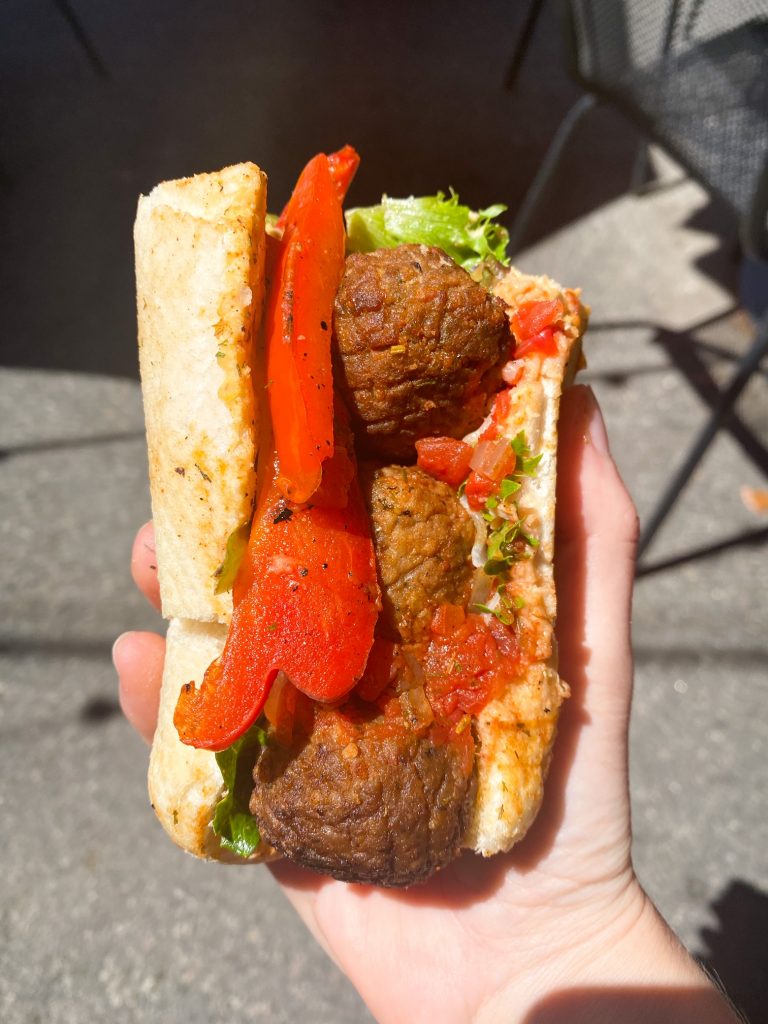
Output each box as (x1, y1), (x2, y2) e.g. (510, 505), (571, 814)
(469, 570), (492, 609)
(469, 438), (512, 481)
(399, 686), (434, 731)
(398, 650), (426, 692)
(502, 360), (525, 387)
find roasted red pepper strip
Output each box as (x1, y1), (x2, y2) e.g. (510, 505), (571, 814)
(174, 449), (380, 750)
(275, 145), (359, 231)
(174, 149), (377, 751)
(326, 145), (361, 204)
(267, 146), (359, 504)
(266, 148), (359, 503)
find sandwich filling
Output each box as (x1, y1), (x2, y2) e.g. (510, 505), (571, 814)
(172, 149), (577, 886)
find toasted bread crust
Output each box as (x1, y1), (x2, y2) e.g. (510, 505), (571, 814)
(135, 162), (267, 624)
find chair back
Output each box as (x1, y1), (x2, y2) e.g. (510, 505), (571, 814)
(567, 0), (768, 256)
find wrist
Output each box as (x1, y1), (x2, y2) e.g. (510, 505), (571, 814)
(477, 881), (741, 1024)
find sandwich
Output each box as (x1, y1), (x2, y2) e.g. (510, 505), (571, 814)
(135, 145), (586, 886)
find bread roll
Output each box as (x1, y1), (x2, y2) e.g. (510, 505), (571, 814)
(135, 162), (267, 624)
(466, 270), (586, 854)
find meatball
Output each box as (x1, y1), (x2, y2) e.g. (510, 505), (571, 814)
(251, 706), (475, 886)
(333, 244), (511, 459)
(362, 464), (476, 644)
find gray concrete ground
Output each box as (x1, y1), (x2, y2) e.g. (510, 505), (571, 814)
(2, 3), (767, 1022)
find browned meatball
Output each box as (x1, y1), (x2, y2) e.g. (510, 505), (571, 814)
(251, 707), (475, 886)
(333, 244), (511, 459)
(363, 464), (476, 644)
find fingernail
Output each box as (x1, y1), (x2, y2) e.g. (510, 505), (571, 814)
(112, 632), (131, 668)
(583, 386), (610, 456)
(141, 521), (156, 553)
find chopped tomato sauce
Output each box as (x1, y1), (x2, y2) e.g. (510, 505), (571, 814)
(423, 607), (523, 718)
(465, 470), (496, 511)
(514, 326), (559, 359)
(415, 436), (473, 487)
(510, 297), (564, 359)
(511, 297), (563, 343)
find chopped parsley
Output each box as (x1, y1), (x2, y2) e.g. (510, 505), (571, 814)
(510, 431), (543, 476)
(471, 588), (525, 627)
(480, 431), (541, 576)
(470, 431), (542, 629)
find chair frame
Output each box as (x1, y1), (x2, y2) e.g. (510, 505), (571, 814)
(507, 0), (768, 558)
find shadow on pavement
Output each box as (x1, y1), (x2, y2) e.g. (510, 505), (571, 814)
(637, 525), (768, 579)
(695, 879), (768, 1024)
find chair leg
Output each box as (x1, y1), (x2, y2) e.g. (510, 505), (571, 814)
(505, 0), (548, 93)
(50, 0), (109, 79)
(638, 309), (768, 558)
(629, 143), (653, 195)
(507, 93), (598, 254)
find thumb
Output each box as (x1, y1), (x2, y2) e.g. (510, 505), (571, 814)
(555, 384), (639, 794)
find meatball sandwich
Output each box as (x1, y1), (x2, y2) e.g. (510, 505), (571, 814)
(137, 148), (586, 885)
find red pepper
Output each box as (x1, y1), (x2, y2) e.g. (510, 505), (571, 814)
(174, 448), (380, 750)
(266, 147), (359, 503)
(174, 148), (380, 751)
(275, 145), (359, 231)
(327, 145), (361, 205)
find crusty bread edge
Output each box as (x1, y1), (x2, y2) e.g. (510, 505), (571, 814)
(465, 267), (587, 855)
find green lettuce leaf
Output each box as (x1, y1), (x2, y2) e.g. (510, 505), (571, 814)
(212, 722), (267, 858)
(212, 522), (250, 595)
(345, 191), (510, 271)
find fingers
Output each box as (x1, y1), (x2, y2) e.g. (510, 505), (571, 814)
(114, 631), (165, 743)
(267, 861), (342, 964)
(131, 521), (161, 612)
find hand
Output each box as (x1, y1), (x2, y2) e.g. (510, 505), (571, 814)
(115, 387), (737, 1023)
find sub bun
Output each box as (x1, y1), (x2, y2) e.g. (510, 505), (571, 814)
(136, 154), (586, 880)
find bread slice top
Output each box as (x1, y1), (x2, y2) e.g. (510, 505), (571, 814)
(135, 163), (267, 623)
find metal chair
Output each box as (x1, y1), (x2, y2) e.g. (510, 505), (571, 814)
(507, 0), (768, 557)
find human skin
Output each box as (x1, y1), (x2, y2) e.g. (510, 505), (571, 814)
(114, 386), (740, 1024)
